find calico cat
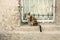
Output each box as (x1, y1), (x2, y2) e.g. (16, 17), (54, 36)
(25, 12), (38, 26)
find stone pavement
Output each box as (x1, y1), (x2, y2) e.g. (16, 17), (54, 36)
(0, 24), (60, 40)
(0, 31), (60, 40)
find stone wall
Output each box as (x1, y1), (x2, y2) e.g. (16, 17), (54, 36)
(0, 0), (20, 31)
(0, 0), (60, 40)
(55, 0), (60, 25)
(0, 0), (60, 31)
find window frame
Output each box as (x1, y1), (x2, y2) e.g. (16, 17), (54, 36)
(21, 0), (55, 23)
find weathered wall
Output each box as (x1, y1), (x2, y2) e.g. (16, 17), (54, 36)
(55, 0), (60, 25)
(0, 0), (60, 31)
(0, 0), (20, 31)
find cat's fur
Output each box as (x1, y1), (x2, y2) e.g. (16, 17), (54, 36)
(25, 12), (38, 26)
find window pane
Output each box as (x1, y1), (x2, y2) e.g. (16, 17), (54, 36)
(21, 0), (55, 22)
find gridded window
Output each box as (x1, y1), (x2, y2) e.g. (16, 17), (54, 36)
(21, 0), (55, 22)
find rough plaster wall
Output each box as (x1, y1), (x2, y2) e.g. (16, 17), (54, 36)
(0, 0), (20, 31)
(0, 0), (60, 40)
(56, 0), (60, 25)
(0, 0), (60, 31)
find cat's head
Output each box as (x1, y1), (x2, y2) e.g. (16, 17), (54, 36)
(25, 12), (30, 21)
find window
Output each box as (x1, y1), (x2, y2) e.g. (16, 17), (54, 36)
(21, 0), (55, 22)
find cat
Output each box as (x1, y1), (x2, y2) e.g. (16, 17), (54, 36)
(25, 12), (38, 26)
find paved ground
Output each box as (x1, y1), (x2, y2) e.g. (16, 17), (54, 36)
(0, 31), (60, 40)
(0, 24), (60, 40)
